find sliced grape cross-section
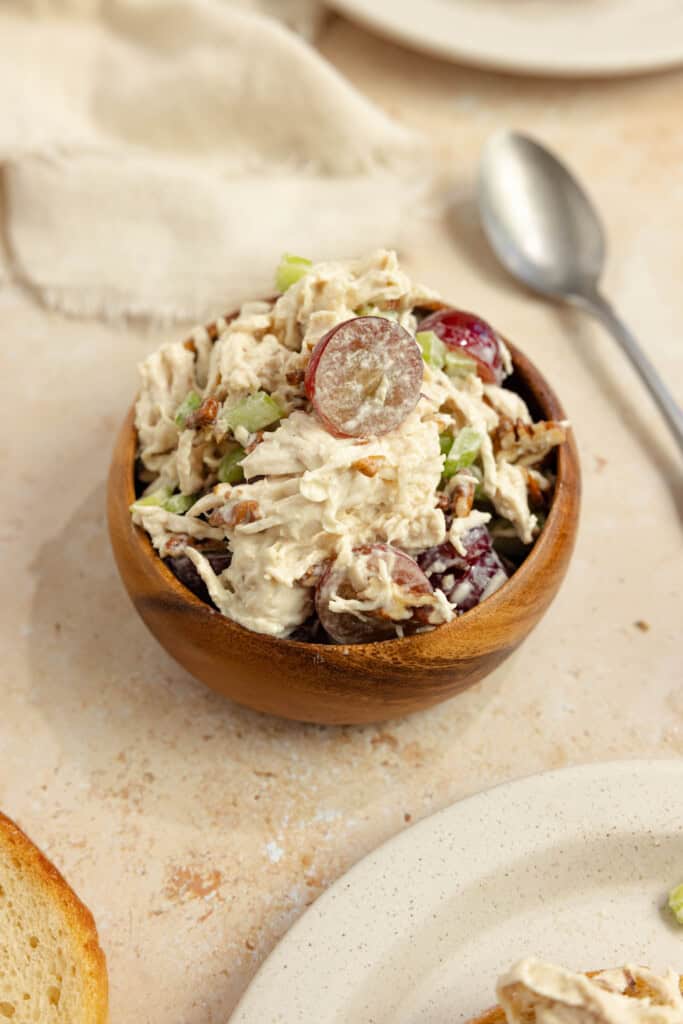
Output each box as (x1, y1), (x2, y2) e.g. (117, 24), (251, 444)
(417, 526), (508, 614)
(304, 316), (423, 438)
(418, 308), (504, 385)
(315, 543), (435, 645)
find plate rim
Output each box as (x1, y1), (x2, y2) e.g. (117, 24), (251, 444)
(329, 0), (683, 77)
(229, 758), (683, 1022)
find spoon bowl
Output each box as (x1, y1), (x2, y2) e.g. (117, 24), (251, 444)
(479, 132), (605, 300)
(478, 130), (683, 453)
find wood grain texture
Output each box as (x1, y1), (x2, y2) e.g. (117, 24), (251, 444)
(107, 335), (580, 725)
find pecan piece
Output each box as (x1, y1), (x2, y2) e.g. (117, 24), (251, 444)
(164, 533), (190, 556)
(186, 396), (219, 430)
(450, 477), (475, 518)
(227, 500), (262, 527)
(352, 456), (384, 478)
(245, 431), (264, 454)
(493, 416), (567, 466)
(524, 467), (545, 508)
(298, 561), (330, 588)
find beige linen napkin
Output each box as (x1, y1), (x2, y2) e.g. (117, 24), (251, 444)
(0, 0), (423, 321)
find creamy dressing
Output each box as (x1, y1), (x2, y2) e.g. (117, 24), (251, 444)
(497, 959), (683, 1024)
(132, 249), (565, 638)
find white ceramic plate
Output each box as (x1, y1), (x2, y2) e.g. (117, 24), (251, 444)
(330, 0), (683, 77)
(230, 760), (683, 1023)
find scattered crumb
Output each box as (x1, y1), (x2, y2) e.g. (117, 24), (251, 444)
(594, 455), (608, 472)
(634, 620), (651, 632)
(245, 938), (256, 951)
(404, 812), (412, 823)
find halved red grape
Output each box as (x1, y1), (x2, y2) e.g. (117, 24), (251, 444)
(304, 317), (423, 438)
(315, 543), (434, 644)
(417, 526), (507, 613)
(166, 549), (231, 606)
(418, 308), (504, 385)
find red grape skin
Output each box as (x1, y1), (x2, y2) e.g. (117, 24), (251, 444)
(419, 308), (504, 385)
(417, 526), (508, 614)
(304, 317), (423, 438)
(315, 543), (435, 644)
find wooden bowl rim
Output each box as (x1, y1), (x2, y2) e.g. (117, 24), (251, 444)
(109, 330), (580, 665)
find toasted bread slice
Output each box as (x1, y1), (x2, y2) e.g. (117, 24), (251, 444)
(0, 811), (108, 1023)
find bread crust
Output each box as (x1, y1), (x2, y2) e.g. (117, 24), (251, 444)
(0, 811), (108, 1023)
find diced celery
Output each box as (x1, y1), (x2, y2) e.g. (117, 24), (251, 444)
(130, 485), (174, 511)
(217, 446), (246, 485)
(439, 431), (454, 456)
(222, 392), (283, 434)
(175, 390), (202, 429)
(444, 348), (477, 377)
(163, 492), (197, 515)
(416, 330), (446, 370)
(275, 253), (312, 292)
(668, 883), (683, 924)
(443, 427), (482, 479)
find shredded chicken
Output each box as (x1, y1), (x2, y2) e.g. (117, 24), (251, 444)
(131, 249), (568, 638)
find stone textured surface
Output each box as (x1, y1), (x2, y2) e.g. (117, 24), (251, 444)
(1, 16), (682, 1024)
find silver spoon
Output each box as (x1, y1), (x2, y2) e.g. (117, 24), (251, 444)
(478, 130), (683, 454)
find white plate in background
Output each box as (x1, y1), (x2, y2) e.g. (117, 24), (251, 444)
(330, 0), (683, 77)
(230, 760), (683, 1023)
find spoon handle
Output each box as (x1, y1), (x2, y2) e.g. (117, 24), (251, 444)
(585, 291), (683, 455)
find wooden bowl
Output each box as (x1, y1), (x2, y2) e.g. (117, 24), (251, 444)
(108, 338), (580, 725)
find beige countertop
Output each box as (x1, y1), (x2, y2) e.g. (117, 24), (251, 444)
(2, 14), (682, 1024)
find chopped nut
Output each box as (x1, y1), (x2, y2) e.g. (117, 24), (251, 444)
(164, 533), (190, 556)
(286, 369), (305, 386)
(450, 477), (475, 518)
(245, 431), (264, 454)
(493, 416), (567, 466)
(524, 467), (545, 508)
(227, 500), (262, 528)
(352, 456), (384, 478)
(186, 396), (219, 430)
(298, 561), (329, 588)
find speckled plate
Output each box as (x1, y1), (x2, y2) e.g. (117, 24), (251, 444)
(330, 0), (683, 77)
(229, 761), (683, 1023)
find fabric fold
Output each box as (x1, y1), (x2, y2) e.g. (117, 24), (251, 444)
(0, 0), (427, 322)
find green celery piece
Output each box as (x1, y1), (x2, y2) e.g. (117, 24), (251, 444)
(416, 330), (446, 370)
(443, 427), (482, 479)
(163, 492), (197, 515)
(668, 883), (683, 924)
(444, 348), (477, 378)
(217, 446), (246, 485)
(222, 392), (283, 434)
(276, 253), (312, 292)
(439, 432), (453, 456)
(175, 390), (202, 429)
(129, 485), (174, 512)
